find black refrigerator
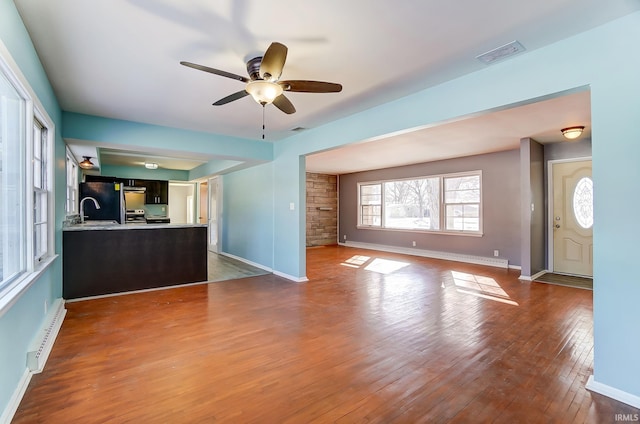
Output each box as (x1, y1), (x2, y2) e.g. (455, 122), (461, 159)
(79, 182), (126, 223)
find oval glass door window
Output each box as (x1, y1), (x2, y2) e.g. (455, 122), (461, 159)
(573, 177), (594, 229)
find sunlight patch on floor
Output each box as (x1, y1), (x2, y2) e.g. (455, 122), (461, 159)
(341, 255), (409, 275)
(364, 258), (410, 275)
(451, 271), (518, 306)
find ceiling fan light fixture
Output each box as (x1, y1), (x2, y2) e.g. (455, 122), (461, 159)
(561, 126), (585, 140)
(79, 156), (95, 169)
(246, 80), (283, 105)
(144, 162), (158, 169)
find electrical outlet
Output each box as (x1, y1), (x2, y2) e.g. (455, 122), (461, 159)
(494, 250), (499, 257)
(161, 206), (166, 212)
(412, 241), (416, 247)
(343, 235), (347, 240)
(44, 300), (48, 315)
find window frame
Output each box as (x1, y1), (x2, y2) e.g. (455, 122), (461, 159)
(357, 170), (483, 236)
(65, 147), (79, 216)
(0, 39), (56, 316)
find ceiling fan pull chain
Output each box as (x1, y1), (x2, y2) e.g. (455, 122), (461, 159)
(262, 104), (266, 140)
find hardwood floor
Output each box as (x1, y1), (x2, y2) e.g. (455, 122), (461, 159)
(13, 245), (639, 423)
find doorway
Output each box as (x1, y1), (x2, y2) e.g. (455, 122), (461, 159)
(549, 159), (593, 277)
(207, 177), (221, 253)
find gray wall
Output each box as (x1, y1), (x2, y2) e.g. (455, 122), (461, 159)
(520, 138), (546, 277)
(339, 149), (521, 265)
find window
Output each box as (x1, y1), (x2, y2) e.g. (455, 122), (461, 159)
(1, 43), (55, 309)
(66, 148), (78, 215)
(444, 175), (481, 232)
(1, 70), (27, 291)
(360, 183), (382, 227)
(358, 171), (482, 235)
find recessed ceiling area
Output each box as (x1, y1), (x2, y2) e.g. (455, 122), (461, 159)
(98, 148), (209, 171)
(306, 90), (591, 174)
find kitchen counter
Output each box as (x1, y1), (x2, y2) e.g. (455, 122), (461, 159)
(63, 224), (207, 299)
(63, 220), (207, 231)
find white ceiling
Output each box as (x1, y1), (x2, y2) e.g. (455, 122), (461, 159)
(14, 0), (637, 174)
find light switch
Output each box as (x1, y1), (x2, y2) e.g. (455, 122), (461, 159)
(289, 202), (295, 211)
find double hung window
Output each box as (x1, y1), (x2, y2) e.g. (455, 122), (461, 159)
(1, 44), (54, 309)
(357, 171), (482, 235)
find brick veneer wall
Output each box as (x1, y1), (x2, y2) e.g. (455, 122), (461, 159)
(306, 173), (338, 246)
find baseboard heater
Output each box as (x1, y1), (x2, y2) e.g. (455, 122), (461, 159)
(27, 299), (67, 373)
(342, 241), (509, 269)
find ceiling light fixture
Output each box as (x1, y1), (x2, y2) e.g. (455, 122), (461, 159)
(561, 126), (585, 140)
(78, 156), (94, 169)
(245, 80), (283, 105)
(144, 162), (158, 170)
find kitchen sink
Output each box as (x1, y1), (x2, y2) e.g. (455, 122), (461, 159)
(76, 220), (120, 226)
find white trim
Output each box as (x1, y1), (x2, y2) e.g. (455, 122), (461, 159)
(273, 270), (309, 283)
(586, 375), (640, 409)
(518, 269), (547, 282)
(0, 368), (31, 424)
(219, 252), (273, 273)
(342, 240), (509, 268)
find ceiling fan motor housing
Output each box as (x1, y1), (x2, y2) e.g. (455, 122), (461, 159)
(246, 57), (263, 81)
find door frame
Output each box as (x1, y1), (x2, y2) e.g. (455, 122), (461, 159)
(207, 176), (222, 253)
(546, 156), (592, 273)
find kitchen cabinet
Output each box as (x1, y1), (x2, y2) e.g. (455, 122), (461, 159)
(143, 179), (168, 204)
(63, 225), (207, 299)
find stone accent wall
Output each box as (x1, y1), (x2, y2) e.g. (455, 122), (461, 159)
(306, 173), (338, 246)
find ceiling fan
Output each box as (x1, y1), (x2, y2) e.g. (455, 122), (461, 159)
(180, 42), (342, 114)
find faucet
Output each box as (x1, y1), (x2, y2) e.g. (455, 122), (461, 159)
(79, 197), (100, 223)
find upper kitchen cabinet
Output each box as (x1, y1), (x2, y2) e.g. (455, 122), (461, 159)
(144, 180), (168, 204)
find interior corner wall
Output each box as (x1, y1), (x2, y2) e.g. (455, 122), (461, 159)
(519, 138), (545, 277)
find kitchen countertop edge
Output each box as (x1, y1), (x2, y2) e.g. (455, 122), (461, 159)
(63, 223), (208, 231)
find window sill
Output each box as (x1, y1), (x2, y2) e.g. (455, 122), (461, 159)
(0, 255), (59, 318)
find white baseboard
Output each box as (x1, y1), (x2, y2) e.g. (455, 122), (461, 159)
(342, 241), (509, 269)
(219, 252), (273, 273)
(519, 269), (548, 282)
(0, 368), (31, 424)
(1, 298), (66, 424)
(586, 375), (640, 409)
(273, 270), (309, 283)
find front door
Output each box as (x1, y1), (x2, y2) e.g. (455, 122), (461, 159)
(552, 160), (593, 277)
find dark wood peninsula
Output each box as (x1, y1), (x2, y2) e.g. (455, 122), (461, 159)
(63, 224), (207, 299)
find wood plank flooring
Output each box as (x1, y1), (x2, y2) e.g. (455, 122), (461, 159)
(13, 245), (639, 423)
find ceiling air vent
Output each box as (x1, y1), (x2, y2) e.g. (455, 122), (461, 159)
(476, 40), (526, 64)
(291, 127), (307, 132)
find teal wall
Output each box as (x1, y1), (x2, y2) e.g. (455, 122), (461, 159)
(269, 12), (640, 399)
(2, 0), (640, 416)
(0, 0), (64, 416)
(222, 163), (274, 268)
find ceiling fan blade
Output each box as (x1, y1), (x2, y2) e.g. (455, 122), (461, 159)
(180, 61), (249, 83)
(272, 94), (296, 114)
(213, 90), (249, 106)
(280, 80), (342, 93)
(260, 42), (287, 81)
